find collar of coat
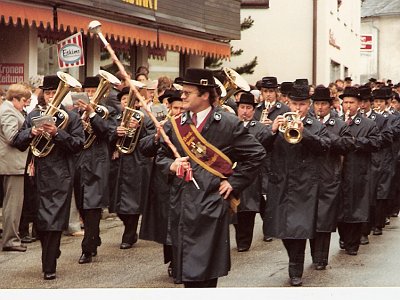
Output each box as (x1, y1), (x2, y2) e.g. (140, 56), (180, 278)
(180, 107), (222, 125)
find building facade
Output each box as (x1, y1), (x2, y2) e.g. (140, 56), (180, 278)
(0, 0), (240, 89)
(225, 0), (361, 86)
(361, 0), (400, 84)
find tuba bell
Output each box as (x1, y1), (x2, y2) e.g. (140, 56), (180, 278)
(116, 88), (145, 154)
(220, 67), (250, 105)
(213, 76), (236, 114)
(82, 70), (121, 149)
(278, 112), (303, 144)
(31, 71), (82, 157)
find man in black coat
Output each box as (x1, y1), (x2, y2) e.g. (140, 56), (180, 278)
(310, 86), (355, 270)
(13, 74), (85, 280)
(156, 68), (265, 288)
(337, 86), (380, 256)
(264, 83), (330, 287)
(234, 91), (272, 252)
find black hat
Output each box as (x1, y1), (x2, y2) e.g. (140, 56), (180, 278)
(237, 92), (256, 106)
(159, 89), (175, 102)
(289, 84), (310, 101)
(255, 80), (262, 90)
(339, 86), (361, 100)
(261, 76), (279, 89)
(166, 90), (182, 104)
(39, 75), (60, 90)
(82, 76), (100, 89)
(117, 87), (130, 102)
(294, 78), (309, 86)
(280, 82), (294, 95)
(344, 77), (352, 82)
(372, 87), (393, 100)
(175, 68), (217, 88)
(394, 92), (400, 102)
(358, 86), (372, 101)
(311, 86), (334, 102)
(369, 77), (377, 83)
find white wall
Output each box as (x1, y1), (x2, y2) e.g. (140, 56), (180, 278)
(226, 0), (361, 86)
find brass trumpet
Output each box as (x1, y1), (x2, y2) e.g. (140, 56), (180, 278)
(278, 112), (303, 144)
(116, 88), (145, 154)
(31, 71), (82, 157)
(83, 70), (121, 149)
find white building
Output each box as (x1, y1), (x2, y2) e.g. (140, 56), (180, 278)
(225, 0), (361, 86)
(361, 0), (400, 84)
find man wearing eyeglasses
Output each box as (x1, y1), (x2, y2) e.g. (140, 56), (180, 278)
(156, 68), (265, 288)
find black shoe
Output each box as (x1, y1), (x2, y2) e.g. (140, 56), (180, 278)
(120, 243), (133, 250)
(385, 217), (390, 225)
(360, 235), (369, 245)
(92, 250), (97, 257)
(44, 273), (56, 280)
(167, 262), (173, 277)
(263, 236), (273, 242)
(173, 278), (182, 284)
(290, 277), (303, 286)
(21, 236), (33, 243)
(373, 228), (382, 235)
(2, 245), (27, 252)
(315, 263), (326, 270)
(345, 249), (357, 256)
(78, 253), (92, 264)
(339, 240), (345, 249)
(391, 212), (398, 217)
(237, 246), (250, 252)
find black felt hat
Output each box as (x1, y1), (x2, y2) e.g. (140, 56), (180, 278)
(294, 78), (309, 86)
(372, 87), (393, 100)
(311, 86), (334, 102)
(82, 76), (100, 88)
(358, 86), (372, 101)
(167, 90), (182, 104)
(344, 77), (352, 82)
(261, 76), (279, 89)
(237, 91), (256, 106)
(159, 89), (175, 102)
(369, 77), (377, 83)
(39, 75), (60, 90)
(280, 82), (294, 95)
(117, 87), (130, 102)
(289, 84), (311, 101)
(175, 68), (217, 88)
(339, 86), (361, 100)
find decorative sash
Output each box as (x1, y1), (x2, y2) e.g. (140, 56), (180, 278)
(170, 115), (233, 179)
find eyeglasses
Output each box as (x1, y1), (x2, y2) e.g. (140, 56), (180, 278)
(181, 90), (199, 97)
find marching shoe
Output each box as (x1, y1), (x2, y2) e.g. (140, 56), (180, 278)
(290, 277), (303, 287)
(385, 217), (390, 226)
(167, 262), (173, 277)
(44, 273), (56, 280)
(78, 253), (92, 264)
(2, 245), (27, 252)
(373, 228), (382, 235)
(21, 236), (33, 243)
(120, 243), (133, 250)
(263, 236), (273, 242)
(315, 263), (326, 270)
(360, 235), (369, 245)
(237, 246), (250, 252)
(339, 240), (345, 249)
(345, 249), (357, 256)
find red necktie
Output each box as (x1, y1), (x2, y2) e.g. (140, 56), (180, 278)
(192, 113), (197, 127)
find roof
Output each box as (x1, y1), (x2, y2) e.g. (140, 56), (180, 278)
(362, 0), (400, 18)
(241, 0), (269, 8)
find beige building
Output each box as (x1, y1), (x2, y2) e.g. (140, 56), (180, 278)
(361, 0), (400, 84)
(225, 0), (361, 86)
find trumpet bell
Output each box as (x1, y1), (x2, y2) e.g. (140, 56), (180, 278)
(223, 67), (250, 92)
(278, 112), (303, 144)
(284, 128), (302, 144)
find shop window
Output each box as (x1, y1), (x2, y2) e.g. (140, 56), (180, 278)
(330, 60), (341, 82)
(148, 51), (179, 81)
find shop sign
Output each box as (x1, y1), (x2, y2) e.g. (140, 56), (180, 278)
(57, 32), (85, 68)
(121, 0), (158, 10)
(360, 34), (373, 52)
(0, 63), (24, 85)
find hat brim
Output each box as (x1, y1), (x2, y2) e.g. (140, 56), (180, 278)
(167, 96), (183, 103)
(237, 101), (256, 106)
(311, 97), (335, 102)
(176, 79), (218, 88)
(39, 86), (58, 90)
(289, 96), (311, 101)
(339, 94), (361, 100)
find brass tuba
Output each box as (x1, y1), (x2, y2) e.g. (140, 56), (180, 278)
(213, 76), (236, 114)
(82, 70), (121, 149)
(278, 112), (303, 144)
(31, 71), (82, 157)
(116, 88), (145, 154)
(220, 67), (250, 105)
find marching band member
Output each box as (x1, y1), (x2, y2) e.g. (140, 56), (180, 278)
(13, 75), (84, 280)
(310, 86), (354, 270)
(156, 68), (265, 288)
(264, 83), (330, 287)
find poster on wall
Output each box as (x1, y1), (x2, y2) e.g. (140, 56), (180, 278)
(0, 63), (24, 85)
(57, 32), (85, 69)
(360, 34), (373, 52)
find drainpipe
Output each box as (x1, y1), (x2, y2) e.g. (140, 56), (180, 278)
(312, 0), (317, 85)
(371, 20), (380, 79)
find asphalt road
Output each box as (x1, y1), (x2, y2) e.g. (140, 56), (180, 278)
(1, 213), (400, 298)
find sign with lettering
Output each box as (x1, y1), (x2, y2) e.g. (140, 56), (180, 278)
(361, 34), (373, 52)
(0, 63), (24, 85)
(57, 32), (85, 68)
(121, 0), (158, 10)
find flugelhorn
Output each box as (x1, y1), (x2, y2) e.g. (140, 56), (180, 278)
(31, 71), (81, 157)
(278, 112), (303, 144)
(82, 70), (121, 149)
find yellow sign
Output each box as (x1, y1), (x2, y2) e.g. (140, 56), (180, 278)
(122, 0), (158, 10)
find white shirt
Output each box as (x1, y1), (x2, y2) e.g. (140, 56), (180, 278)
(321, 113), (331, 124)
(190, 106), (212, 128)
